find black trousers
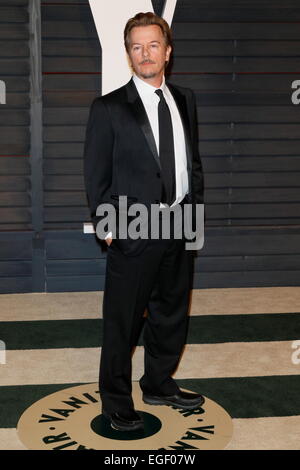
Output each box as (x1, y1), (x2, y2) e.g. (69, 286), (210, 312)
(99, 221), (194, 414)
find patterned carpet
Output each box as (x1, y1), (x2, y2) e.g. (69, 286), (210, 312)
(0, 287), (300, 449)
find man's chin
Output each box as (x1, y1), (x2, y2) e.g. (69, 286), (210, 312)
(139, 71), (157, 79)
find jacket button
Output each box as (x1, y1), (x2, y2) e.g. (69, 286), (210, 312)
(156, 172), (160, 178)
(155, 199), (159, 203)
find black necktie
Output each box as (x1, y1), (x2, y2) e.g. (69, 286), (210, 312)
(155, 89), (176, 206)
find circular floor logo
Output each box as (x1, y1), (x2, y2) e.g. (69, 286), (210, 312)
(17, 382), (233, 450)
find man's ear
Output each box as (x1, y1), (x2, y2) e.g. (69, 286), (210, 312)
(166, 45), (172, 61)
(126, 52), (133, 71)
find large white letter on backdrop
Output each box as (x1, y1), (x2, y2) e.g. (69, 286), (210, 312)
(88, 0), (177, 95)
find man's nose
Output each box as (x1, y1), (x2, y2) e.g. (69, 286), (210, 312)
(142, 46), (150, 57)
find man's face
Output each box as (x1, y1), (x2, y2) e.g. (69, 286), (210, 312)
(127, 25), (171, 81)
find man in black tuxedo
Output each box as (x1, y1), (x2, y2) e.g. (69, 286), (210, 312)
(84, 12), (204, 432)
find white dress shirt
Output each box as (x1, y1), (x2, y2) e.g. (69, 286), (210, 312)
(132, 73), (189, 207)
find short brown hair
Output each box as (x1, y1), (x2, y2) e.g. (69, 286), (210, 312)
(124, 12), (173, 52)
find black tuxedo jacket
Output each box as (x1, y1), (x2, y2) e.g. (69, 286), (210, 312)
(83, 76), (204, 255)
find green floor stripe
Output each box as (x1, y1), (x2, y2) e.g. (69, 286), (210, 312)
(1, 375), (300, 428)
(0, 382), (83, 429)
(1, 313), (300, 350)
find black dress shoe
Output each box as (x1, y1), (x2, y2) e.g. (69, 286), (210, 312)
(143, 390), (205, 410)
(102, 409), (144, 431)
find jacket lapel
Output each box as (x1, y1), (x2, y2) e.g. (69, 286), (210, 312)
(166, 81), (193, 176)
(125, 77), (161, 170)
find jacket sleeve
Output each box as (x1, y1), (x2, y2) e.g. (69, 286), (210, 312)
(83, 97), (114, 233)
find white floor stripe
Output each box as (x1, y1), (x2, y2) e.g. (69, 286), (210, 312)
(0, 340), (298, 386)
(0, 429), (27, 450)
(225, 416), (300, 450)
(1, 287), (299, 321)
